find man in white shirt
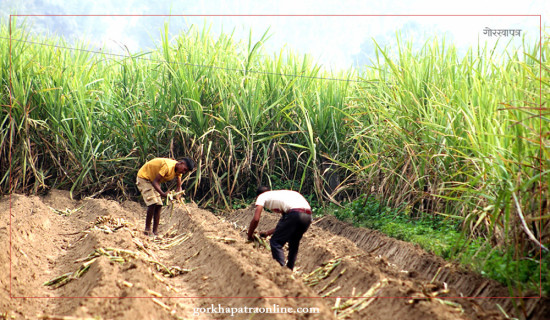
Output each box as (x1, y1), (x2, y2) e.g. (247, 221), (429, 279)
(247, 186), (312, 270)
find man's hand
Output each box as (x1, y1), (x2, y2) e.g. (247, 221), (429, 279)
(260, 228), (275, 238)
(249, 232), (271, 250)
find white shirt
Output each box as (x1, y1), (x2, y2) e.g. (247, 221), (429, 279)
(255, 190), (310, 213)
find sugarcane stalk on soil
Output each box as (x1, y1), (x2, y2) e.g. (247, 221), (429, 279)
(207, 236), (237, 243)
(153, 233), (192, 249)
(303, 257), (342, 287)
(333, 279), (388, 319)
(43, 259), (96, 289)
(166, 190), (191, 218)
(252, 234), (270, 250)
(319, 268), (347, 294)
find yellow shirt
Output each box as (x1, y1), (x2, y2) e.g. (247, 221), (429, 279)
(137, 158), (181, 183)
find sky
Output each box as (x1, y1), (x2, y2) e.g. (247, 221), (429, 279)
(0, 0), (547, 71)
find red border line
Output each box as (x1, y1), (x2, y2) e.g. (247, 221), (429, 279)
(538, 14), (543, 299)
(8, 295), (545, 299)
(539, 15), (543, 299)
(9, 14), (542, 17)
(7, 13), (544, 302)
(8, 14), (14, 301)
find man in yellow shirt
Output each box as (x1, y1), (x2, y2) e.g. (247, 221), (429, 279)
(136, 157), (195, 236)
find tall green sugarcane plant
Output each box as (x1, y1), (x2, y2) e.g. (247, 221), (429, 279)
(1, 18), (548, 295)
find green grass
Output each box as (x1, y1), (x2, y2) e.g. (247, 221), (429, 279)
(328, 195), (549, 296)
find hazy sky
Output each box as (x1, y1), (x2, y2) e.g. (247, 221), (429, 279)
(1, 0), (547, 70)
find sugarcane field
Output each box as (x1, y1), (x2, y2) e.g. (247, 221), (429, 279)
(1, 8), (549, 320)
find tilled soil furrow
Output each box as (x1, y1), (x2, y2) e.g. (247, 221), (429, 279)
(2, 191), (213, 320)
(313, 215), (548, 319)
(160, 204), (337, 319)
(4, 191), (545, 320)
(221, 207), (505, 320)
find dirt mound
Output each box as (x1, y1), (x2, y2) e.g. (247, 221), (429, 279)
(312, 215), (549, 319)
(2, 192), (334, 319)
(222, 208), (506, 320)
(1, 191), (545, 319)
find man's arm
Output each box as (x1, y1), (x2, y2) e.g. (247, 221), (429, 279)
(259, 228), (276, 237)
(175, 175), (182, 199)
(152, 173), (167, 198)
(247, 205), (263, 240)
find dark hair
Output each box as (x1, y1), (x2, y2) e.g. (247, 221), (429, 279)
(256, 185), (270, 196)
(181, 157), (195, 171)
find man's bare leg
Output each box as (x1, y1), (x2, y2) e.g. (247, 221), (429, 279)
(144, 204), (156, 235)
(152, 205), (162, 236)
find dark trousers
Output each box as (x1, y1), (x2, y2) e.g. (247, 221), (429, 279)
(269, 210), (312, 270)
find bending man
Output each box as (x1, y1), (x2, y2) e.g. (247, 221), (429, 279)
(247, 186), (312, 270)
(136, 157), (195, 236)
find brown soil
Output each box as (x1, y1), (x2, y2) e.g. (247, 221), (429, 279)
(0, 191), (547, 320)
(311, 216), (549, 319)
